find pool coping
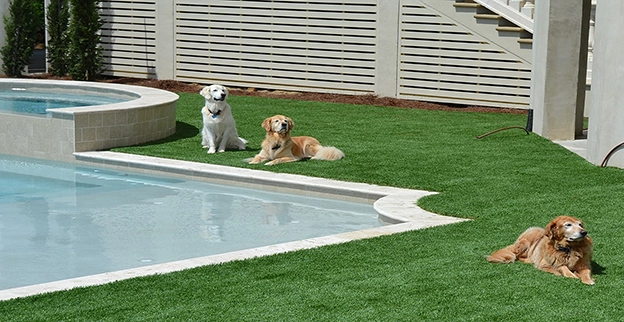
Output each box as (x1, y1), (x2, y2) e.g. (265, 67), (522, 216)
(0, 78), (179, 116)
(0, 151), (468, 301)
(0, 79), (179, 162)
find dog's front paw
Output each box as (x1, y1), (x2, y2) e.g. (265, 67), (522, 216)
(245, 157), (263, 164)
(207, 148), (216, 154)
(580, 275), (595, 285)
(218, 149), (226, 153)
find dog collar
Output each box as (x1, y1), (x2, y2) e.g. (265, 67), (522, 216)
(210, 110), (222, 119)
(271, 144), (281, 151)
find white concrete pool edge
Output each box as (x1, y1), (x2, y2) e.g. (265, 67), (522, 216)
(0, 151), (468, 301)
(0, 79), (178, 162)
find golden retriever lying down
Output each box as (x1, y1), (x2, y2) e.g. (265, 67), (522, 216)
(487, 215), (594, 285)
(246, 115), (345, 166)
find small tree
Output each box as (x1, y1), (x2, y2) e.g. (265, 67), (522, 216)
(1, 0), (39, 77)
(68, 0), (103, 81)
(46, 0), (70, 76)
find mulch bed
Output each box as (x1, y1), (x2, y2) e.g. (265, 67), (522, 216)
(25, 75), (527, 115)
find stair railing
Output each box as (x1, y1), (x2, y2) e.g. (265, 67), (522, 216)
(473, 0), (535, 32)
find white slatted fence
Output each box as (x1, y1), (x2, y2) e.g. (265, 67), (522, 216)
(398, 1), (531, 107)
(98, 0), (532, 108)
(100, 0), (157, 78)
(173, 0), (378, 93)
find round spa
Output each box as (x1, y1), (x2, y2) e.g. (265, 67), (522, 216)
(0, 79), (179, 162)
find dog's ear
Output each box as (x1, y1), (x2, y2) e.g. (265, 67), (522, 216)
(199, 86), (211, 99)
(262, 117), (273, 132)
(545, 220), (559, 240)
(287, 117), (294, 130)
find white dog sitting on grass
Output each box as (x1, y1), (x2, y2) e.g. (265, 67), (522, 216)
(200, 84), (247, 154)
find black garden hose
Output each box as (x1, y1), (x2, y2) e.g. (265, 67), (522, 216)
(601, 142), (624, 167)
(476, 109), (533, 139)
(474, 109), (624, 168)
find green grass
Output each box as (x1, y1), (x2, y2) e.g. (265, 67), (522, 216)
(3, 93), (624, 321)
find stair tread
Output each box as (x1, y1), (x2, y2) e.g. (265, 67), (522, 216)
(474, 13), (500, 19)
(453, 3), (480, 8)
(496, 26), (524, 32)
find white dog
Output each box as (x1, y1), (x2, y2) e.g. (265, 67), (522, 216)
(200, 85), (247, 154)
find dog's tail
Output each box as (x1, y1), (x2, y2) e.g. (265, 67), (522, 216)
(486, 227), (543, 263)
(312, 146), (345, 161)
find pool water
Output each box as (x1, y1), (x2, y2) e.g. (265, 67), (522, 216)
(0, 89), (127, 114)
(0, 155), (381, 290)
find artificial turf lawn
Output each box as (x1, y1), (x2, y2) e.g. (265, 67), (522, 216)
(2, 93), (624, 321)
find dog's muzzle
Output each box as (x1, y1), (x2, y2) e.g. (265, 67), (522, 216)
(213, 94), (226, 101)
(568, 230), (588, 241)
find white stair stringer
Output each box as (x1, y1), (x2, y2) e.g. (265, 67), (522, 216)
(398, 0), (532, 108)
(473, 0), (533, 33)
(423, 0), (532, 63)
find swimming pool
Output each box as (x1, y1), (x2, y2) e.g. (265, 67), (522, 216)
(0, 154), (382, 291)
(0, 151), (467, 300)
(0, 88), (129, 115)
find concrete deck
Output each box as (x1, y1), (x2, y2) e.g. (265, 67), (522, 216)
(554, 138), (588, 159)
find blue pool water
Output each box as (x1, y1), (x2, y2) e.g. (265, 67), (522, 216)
(0, 154), (381, 290)
(0, 89), (127, 115)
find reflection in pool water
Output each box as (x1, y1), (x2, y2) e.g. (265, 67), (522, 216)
(0, 154), (381, 290)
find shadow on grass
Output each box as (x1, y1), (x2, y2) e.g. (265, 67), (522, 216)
(592, 261), (606, 276)
(134, 121), (200, 147)
(170, 121), (200, 142)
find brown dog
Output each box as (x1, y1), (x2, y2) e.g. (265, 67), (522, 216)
(487, 216), (594, 285)
(246, 115), (345, 165)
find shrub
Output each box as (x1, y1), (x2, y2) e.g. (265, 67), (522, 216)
(68, 0), (103, 81)
(0, 0), (39, 77)
(46, 0), (70, 76)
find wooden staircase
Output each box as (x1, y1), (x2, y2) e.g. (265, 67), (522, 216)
(452, 0), (533, 47)
(450, 0), (596, 85)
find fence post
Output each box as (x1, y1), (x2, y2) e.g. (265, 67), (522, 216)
(375, 0), (400, 98)
(155, 0), (175, 80)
